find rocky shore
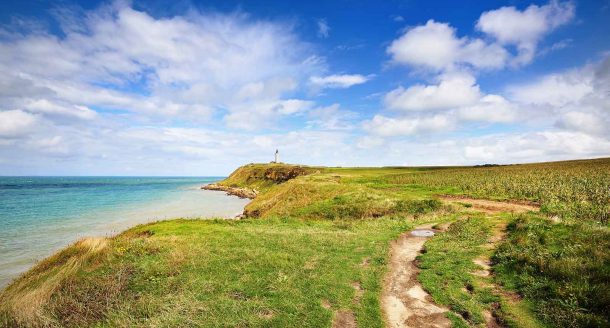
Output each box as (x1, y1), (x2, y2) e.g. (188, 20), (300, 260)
(201, 183), (258, 199)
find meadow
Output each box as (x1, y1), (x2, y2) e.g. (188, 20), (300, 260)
(389, 158), (610, 224)
(1, 158), (608, 327)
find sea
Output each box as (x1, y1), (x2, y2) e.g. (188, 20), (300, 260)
(0, 176), (250, 288)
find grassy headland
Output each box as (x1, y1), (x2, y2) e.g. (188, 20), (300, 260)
(1, 159), (608, 327)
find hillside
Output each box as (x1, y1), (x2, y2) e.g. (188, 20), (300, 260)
(1, 159), (609, 327)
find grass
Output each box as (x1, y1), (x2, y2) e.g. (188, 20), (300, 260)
(388, 158), (610, 224)
(1, 217), (425, 327)
(418, 216), (497, 326)
(493, 215), (610, 327)
(217, 163), (318, 193)
(418, 215), (546, 328)
(1, 159), (608, 327)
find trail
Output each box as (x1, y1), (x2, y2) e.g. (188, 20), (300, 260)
(439, 195), (539, 214)
(382, 225), (450, 328)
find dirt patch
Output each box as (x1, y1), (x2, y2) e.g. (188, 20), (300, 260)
(332, 310), (357, 328)
(382, 224), (451, 328)
(483, 309), (502, 328)
(472, 222), (523, 327)
(472, 258), (492, 277)
(439, 195), (539, 214)
(257, 309), (275, 320)
(201, 183), (258, 199)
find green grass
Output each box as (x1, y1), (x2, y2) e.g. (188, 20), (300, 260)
(418, 216), (498, 326)
(1, 217), (429, 327)
(418, 216), (547, 328)
(217, 163), (318, 193)
(493, 216), (610, 327)
(388, 158), (610, 224)
(1, 159), (608, 327)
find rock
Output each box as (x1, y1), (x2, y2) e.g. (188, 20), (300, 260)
(201, 183), (258, 199)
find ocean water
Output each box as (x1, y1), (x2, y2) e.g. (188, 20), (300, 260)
(0, 176), (250, 288)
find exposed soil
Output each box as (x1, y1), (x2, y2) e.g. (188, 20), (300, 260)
(382, 225), (451, 328)
(333, 310), (357, 328)
(201, 183), (258, 199)
(439, 195), (539, 214)
(472, 222), (516, 328)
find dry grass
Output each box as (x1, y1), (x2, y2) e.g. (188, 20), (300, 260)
(0, 238), (109, 327)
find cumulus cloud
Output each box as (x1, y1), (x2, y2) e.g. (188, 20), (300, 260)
(508, 71), (593, 106)
(507, 56), (610, 137)
(0, 2), (322, 132)
(556, 111), (607, 136)
(457, 95), (516, 123)
(477, 0), (575, 65)
(363, 114), (453, 137)
(310, 74), (370, 89)
(384, 72), (481, 111)
(0, 2), (343, 174)
(377, 71), (517, 136)
(463, 131), (610, 161)
(387, 20), (509, 70)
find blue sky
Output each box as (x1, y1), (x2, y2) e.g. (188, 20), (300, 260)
(0, 0), (609, 175)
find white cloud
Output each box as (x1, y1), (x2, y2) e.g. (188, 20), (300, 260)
(388, 20), (460, 70)
(277, 99), (314, 115)
(477, 1), (575, 65)
(356, 136), (385, 149)
(0, 3), (322, 131)
(0, 110), (38, 137)
(557, 111), (607, 136)
(384, 72), (481, 111)
(463, 131), (610, 162)
(457, 95), (516, 123)
(505, 57), (610, 138)
(310, 74), (370, 89)
(508, 71), (593, 106)
(363, 114), (453, 136)
(306, 104), (358, 130)
(24, 99), (97, 120)
(317, 19), (330, 38)
(387, 20), (509, 70)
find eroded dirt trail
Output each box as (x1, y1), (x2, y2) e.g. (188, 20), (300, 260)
(382, 225), (451, 328)
(439, 195), (539, 214)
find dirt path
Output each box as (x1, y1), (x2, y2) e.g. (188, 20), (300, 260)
(473, 221), (518, 328)
(382, 225), (451, 328)
(439, 195), (539, 214)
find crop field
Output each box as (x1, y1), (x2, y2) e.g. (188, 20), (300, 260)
(388, 158), (610, 224)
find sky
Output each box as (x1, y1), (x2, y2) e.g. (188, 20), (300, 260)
(0, 0), (609, 175)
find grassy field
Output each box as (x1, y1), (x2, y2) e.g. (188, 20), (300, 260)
(419, 215), (546, 328)
(389, 158), (610, 224)
(0, 218), (424, 327)
(1, 158), (608, 327)
(493, 215), (610, 327)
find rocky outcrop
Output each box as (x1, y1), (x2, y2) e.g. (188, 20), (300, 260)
(201, 183), (258, 199)
(261, 166), (311, 183)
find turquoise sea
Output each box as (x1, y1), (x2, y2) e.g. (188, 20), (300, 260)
(0, 176), (250, 288)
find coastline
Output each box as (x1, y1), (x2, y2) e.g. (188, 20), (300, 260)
(1, 161), (608, 327)
(201, 183), (258, 199)
(0, 182), (249, 289)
